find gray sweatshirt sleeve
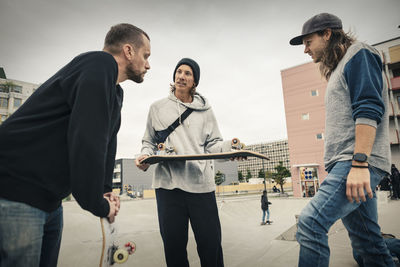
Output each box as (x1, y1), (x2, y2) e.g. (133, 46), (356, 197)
(141, 105), (157, 156)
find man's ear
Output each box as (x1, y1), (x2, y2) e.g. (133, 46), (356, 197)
(122, 44), (135, 60)
(323, 28), (332, 41)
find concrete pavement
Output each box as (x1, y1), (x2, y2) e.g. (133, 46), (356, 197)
(58, 194), (400, 267)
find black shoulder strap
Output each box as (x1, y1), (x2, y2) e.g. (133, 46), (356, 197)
(154, 108), (194, 144)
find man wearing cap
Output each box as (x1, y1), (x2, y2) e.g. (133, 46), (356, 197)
(136, 58), (233, 267)
(290, 13), (394, 266)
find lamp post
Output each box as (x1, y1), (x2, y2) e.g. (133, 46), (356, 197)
(261, 144), (267, 191)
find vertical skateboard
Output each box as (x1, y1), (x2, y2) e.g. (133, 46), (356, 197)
(99, 218), (136, 267)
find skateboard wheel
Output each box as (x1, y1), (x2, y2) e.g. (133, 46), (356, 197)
(125, 241), (136, 254)
(157, 143), (165, 151)
(231, 138), (240, 145)
(113, 248), (129, 264)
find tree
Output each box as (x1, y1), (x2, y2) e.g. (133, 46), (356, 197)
(272, 161), (291, 193)
(246, 169), (252, 180)
(215, 170), (226, 185)
(265, 171), (274, 183)
(258, 169), (265, 178)
(238, 171), (245, 183)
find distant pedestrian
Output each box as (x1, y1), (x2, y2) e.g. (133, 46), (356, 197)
(380, 174), (391, 191)
(272, 185), (280, 193)
(390, 164), (400, 199)
(260, 190), (272, 225)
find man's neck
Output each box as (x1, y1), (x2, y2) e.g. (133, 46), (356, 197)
(103, 49), (126, 84)
(175, 91), (192, 103)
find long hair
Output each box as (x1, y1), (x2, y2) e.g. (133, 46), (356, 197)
(170, 84), (196, 97)
(318, 29), (355, 80)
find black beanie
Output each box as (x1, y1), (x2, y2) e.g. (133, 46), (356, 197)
(173, 58), (200, 86)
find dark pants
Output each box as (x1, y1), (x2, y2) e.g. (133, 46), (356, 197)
(155, 188), (224, 267)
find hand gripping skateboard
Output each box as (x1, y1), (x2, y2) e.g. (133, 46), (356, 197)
(100, 218), (136, 267)
(142, 138), (267, 165)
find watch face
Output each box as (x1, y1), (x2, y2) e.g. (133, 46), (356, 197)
(353, 153), (368, 162)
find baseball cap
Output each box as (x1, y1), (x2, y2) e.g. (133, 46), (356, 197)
(290, 13), (342, 45)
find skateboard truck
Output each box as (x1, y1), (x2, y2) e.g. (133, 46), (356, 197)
(157, 143), (175, 154)
(100, 218), (136, 267)
(231, 138), (245, 150)
(124, 242), (136, 255)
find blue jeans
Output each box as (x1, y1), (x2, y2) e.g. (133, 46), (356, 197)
(0, 198), (63, 267)
(296, 161), (395, 267)
(354, 238), (400, 266)
(262, 208), (270, 222)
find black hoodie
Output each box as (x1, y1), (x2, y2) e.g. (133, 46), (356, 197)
(0, 51), (123, 217)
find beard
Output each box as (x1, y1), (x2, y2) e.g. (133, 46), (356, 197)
(313, 48), (325, 63)
(126, 62), (144, 83)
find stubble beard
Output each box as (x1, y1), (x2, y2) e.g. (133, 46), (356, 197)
(126, 62), (144, 83)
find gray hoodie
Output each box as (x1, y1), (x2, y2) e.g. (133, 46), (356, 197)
(140, 92), (231, 193)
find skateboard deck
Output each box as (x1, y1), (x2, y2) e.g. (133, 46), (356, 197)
(141, 150), (269, 165)
(100, 218), (136, 267)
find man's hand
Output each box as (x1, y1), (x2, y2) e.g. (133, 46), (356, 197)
(105, 197), (117, 223)
(104, 192), (120, 214)
(104, 192), (120, 223)
(346, 167), (373, 203)
(135, 155), (150, 171)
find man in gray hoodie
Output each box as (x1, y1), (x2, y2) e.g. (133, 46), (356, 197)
(136, 58), (232, 267)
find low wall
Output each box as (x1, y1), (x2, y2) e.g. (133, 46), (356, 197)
(143, 182), (293, 199)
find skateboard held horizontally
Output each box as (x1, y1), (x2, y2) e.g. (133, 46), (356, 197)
(100, 218), (136, 267)
(141, 150), (269, 165)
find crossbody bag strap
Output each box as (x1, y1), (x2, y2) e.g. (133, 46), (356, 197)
(154, 108), (194, 144)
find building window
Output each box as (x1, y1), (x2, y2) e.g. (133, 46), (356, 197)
(392, 66), (400, 77)
(311, 90), (319, 96)
(301, 113), (310, 120)
(397, 96), (400, 110)
(0, 84), (8, 93)
(0, 97), (8, 108)
(11, 85), (22, 94)
(14, 98), (22, 108)
(316, 133), (324, 140)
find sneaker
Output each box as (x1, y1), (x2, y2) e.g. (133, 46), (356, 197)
(260, 222), (266, 225)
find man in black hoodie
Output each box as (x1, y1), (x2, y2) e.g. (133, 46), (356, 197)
(0, 23), (151, 267)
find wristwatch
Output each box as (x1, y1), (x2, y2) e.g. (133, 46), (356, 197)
(352, 153), (368, 163)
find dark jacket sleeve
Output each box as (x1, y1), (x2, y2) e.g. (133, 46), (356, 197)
(66, 53), (117, 217)
(344, 49), (385, 124)
(104, 130), (118, 193)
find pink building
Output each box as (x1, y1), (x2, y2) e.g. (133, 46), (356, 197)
(281, 62), (328, 198)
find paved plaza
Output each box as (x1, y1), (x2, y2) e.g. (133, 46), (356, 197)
(58, 194), (400, 267)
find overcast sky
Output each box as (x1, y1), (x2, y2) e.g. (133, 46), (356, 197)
(1, 0), (399, 158)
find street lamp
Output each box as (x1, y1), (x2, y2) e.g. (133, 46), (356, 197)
(261, 144), (266, 191)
